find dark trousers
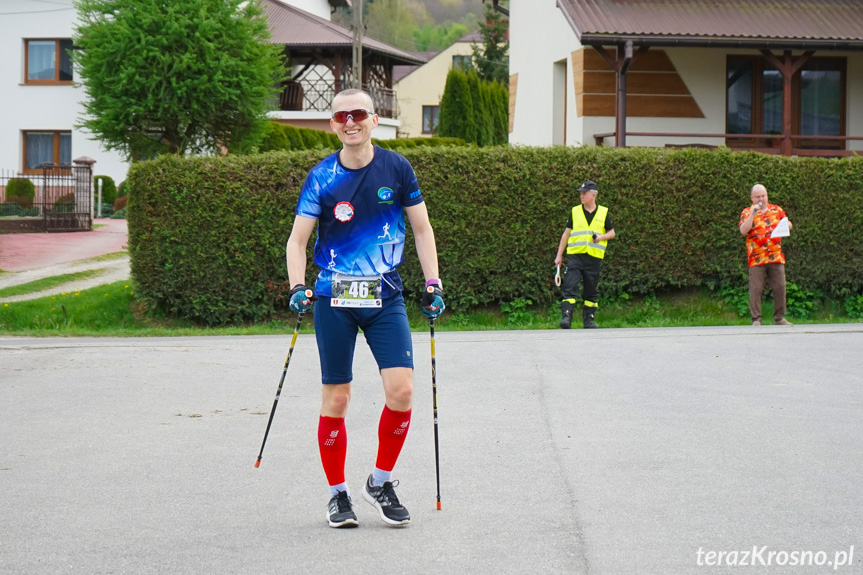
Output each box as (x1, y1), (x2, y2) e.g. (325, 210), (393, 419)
(748, 263), (787, 322)
(562, 254), (602, 306)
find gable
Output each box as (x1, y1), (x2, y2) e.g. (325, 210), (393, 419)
(571, 48), (704, 118)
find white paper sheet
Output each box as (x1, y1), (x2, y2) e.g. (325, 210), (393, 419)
(770, 217), (790, 238)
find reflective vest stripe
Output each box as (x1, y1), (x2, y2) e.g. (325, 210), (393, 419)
(566, 205), (608, 259)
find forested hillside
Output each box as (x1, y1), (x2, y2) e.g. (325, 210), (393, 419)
(331, 0), (493, 52)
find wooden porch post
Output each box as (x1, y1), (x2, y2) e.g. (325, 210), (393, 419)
(334, 53), (344, 95)
(760, 49), (814, 156)
(594, 42), (648, 148)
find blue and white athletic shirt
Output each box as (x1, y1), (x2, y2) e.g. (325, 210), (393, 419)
(296, 146), (425, 298)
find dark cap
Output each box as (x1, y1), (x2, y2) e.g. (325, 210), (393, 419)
(577, 180), (598, 192)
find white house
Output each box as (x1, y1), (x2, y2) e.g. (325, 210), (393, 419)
(509, 0), (863, 156)
(0, 0), (348, 187)
(0, 0), (129, 183)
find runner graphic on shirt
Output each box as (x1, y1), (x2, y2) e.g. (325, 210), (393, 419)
(378, 222), (392, 240)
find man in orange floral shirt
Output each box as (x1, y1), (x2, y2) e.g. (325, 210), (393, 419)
(739, 183), (794, 326)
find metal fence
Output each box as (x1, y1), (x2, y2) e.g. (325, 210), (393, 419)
(0, 161), (93, 232)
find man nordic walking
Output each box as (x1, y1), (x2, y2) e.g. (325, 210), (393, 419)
(739, 183), (794, 326)
(286, 89), (445, 528)
(554, 180), (616, 329)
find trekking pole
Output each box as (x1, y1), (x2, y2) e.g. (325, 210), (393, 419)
(429, 318), (442, 509)
(254, 292), (312, 468)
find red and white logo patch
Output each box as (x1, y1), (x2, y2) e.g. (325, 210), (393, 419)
(334, 201), (355, 222)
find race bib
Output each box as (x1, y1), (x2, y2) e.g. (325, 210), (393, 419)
(330, 274), (383, 308)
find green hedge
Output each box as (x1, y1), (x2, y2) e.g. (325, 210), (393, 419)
(257, 121), (466, 153)
(127, 146), (863, 325)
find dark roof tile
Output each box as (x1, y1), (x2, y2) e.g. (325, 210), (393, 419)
(557, 0), (863, 46)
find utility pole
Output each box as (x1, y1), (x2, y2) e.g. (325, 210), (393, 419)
(351, 0), (363, 89)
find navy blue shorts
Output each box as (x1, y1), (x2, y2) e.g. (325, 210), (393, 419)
(312, 293), (414, 384)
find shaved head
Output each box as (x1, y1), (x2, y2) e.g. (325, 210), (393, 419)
(332, 89), (375, 113)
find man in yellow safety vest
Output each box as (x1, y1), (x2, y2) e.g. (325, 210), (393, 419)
(554, 180), (616, 329)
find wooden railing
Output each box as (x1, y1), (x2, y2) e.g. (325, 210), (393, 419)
(279, 80), (400, 119)
(593, 132), (863, 157)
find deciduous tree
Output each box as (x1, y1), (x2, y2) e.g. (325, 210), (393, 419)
(73, 0), (285, 159)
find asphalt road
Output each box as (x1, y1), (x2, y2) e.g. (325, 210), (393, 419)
(2, 325), (862, 574)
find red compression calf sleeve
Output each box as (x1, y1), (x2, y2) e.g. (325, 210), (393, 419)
(375, 406), (412, 472)
(318, 415), (347, 486)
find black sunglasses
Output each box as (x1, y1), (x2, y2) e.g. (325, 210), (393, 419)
(332, 108), (374, 123)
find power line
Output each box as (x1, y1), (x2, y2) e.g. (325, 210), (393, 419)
(0, 6), (75, 15)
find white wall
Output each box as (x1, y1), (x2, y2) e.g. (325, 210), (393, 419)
(509, 0), (583, 146)
(0, 1), (129, 183)
(283, 0), (332, 20)
(0, 0), (339, 185)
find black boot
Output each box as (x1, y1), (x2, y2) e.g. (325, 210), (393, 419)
(582, 306), (598, 329)
(559, 302), (574, 329)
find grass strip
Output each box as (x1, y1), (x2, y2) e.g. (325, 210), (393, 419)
(0, 269), (106, 298)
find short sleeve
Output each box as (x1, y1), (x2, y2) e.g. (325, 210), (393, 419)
(399, 158), (423, 207)
(296, 172), (322, 218)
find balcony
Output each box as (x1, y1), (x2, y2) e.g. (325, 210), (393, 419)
(278, 80), (400, 120)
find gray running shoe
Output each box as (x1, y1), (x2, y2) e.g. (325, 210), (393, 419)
(362, 475), (411, 526)
(327, 490), (358, 528)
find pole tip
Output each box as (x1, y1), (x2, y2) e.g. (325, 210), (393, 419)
(254, 460), (261, 468)
(437, 501), (442, 510)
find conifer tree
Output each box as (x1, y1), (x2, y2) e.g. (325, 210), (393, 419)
(471, 2), (509, 85)
(437, 68), (476, 144)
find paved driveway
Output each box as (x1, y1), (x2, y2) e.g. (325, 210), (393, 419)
(2, 325), (862, 574)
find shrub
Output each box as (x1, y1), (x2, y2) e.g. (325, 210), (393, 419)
(785, 282), (822, 319)
(6, 178), (35, 202)
(283, 124), (305, 150)
(117, 180), (127, 198)
(4, 195), (33, 210)
(1, 202), (22, 216)
(110, 207), (127, 219)
(258, 122), (290, 152)
(114, 196), (128, 211)
(50, 193), (76, 213)
(844, 293), (863, 319)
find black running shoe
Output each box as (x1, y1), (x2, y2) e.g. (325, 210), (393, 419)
(362, 475), (411, 526)
(327, 490), (358, 528)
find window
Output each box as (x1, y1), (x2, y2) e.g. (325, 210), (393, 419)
(452, 55), (472, 71)
(23, 131), (72, 172)
(25, 39), (73, 83)
(726, 56), (845, 148)
(422, 105), (440, 134)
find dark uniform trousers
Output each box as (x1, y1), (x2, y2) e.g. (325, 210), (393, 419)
(562, 253), (602, 306)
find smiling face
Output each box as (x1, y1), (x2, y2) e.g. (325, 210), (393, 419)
(330, 91), (378, 149)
